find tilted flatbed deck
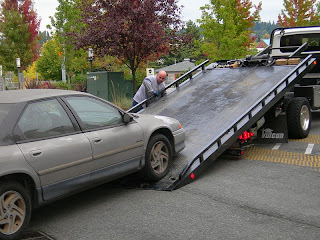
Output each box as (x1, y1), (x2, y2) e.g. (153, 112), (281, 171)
(129, 56), (315, 190)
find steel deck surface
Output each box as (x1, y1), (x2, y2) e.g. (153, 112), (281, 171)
(142, 65), (297, 189)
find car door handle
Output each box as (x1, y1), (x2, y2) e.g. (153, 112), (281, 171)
(93, 138), (102, 144)
(30, 150), (42, 157)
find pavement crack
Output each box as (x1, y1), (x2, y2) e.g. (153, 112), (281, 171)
(180, 187), (320, 229)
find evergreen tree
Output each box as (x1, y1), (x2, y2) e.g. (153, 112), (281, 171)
(160, 20), (203, 66)
(254, 21), (280, 41)
(38, 31), (51, 46)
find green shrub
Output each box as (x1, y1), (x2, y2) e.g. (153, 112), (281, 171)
(55, 81), (69, 90)
(71, 74), (87, 92)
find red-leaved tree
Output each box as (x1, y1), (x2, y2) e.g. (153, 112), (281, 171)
(21, 0), (40, 61)
(278, 0), (320, 27)
(0, 0), (40, 70)
(73, 0), (184, 92)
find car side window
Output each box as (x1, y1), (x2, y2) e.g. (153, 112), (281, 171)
(64, 96), (122, 129)
(15, 99), (76, 141)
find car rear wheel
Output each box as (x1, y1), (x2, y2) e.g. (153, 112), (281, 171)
(141, 134), (172, 181)
(0, 182), (31, 240)
(287, 97), (311, 139)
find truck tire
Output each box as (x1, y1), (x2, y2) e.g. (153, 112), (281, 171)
(141, 134), (172, 181)
(287, 97), (311, 139)
(0, 181), (31, 240)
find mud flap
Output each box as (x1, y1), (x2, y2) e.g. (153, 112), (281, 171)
(256, 112), (288, 143)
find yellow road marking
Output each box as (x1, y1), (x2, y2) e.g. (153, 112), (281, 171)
(244, 146), (320, 171)
(289, 134), (320, 144)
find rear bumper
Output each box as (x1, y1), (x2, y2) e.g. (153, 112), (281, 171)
(173, 128), (186, 154)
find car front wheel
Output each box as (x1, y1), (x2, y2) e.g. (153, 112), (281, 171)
(141, 134), (172, 181)
(0, 182), (31, 240)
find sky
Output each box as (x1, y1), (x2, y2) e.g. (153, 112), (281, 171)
(33, 0), (283, 32)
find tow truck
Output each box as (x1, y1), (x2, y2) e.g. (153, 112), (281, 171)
(127, 26), (320, 190)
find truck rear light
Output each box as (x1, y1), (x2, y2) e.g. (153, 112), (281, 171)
(239, 131), (253, 142)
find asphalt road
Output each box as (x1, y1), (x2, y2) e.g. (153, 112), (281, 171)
(28, 113), (320, 240)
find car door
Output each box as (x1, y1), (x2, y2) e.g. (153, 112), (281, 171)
(15, 98), (93, 201)
(63, 96), (144, 182)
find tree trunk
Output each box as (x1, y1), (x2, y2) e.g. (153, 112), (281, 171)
(131, 67), (137, 94)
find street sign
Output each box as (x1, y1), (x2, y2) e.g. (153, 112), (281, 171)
(146, 68), (154, 76)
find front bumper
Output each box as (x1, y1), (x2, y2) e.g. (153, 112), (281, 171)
(172, 128), (186, 154)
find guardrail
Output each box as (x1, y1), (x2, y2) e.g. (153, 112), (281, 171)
(127, 59), (210, 113)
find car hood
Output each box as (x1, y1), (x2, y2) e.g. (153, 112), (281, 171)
(132, 114), (182, 133)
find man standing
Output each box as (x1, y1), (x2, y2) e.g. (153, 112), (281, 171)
(132, 70), (167, 112)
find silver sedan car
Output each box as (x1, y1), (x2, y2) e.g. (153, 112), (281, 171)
(0, 89), (185, 240)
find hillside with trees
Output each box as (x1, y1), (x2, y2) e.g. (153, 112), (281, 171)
(254, 22), (280, 41)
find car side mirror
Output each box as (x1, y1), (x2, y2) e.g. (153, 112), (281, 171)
(123, 112), (133, 123)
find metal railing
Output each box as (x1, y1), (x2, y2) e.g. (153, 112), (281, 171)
(127, 59), (210, 113)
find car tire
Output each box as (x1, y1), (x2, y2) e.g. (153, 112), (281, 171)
(141, 134), (172, 181)
(287, 97), (311, 139)
(0, 181), (32, 240)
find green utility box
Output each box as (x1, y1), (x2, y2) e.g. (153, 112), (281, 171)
(87, 71), (133, 103)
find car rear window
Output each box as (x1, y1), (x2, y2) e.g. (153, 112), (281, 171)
(0, 103), (14, 146)
(0, 104), (11, 126)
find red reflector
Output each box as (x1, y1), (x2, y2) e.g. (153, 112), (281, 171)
(314, 60), (317, 65)
(190, 173), (195, 179)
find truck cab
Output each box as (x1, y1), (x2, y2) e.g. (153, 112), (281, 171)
(270, 26), (320, 84)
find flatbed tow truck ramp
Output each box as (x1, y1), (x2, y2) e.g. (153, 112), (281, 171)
(128, 55), (315, 190)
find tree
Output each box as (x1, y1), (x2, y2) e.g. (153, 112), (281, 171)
(73, 0), (184, 92)
(49, 0), (88, 84)
(254, 21), (279, 41)
(184, 20), (206, 63)
(0, 0), (40, 71)
(38, 31), (51, 46)
(198, 0), (261, 61)
(23, 61), (41, 81)
(159, 20), (205, 66)
(278, 0), (320, 27)
(36, 39), (63, 80)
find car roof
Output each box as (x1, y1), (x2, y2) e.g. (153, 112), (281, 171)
(0, 89), (90, 104)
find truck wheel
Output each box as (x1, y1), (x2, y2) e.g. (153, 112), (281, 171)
(141, 134), (172, 181)
(0, 182), (31, 240)
(287, 97), (311, 139)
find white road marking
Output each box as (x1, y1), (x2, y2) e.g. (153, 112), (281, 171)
(305, 144), (314, 155)
(272, 143), (282, 150)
